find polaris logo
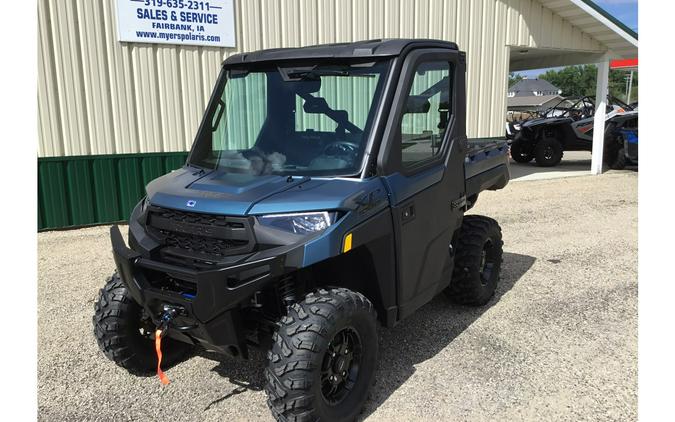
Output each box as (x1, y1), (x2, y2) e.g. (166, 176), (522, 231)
(186, 200), (197, 207)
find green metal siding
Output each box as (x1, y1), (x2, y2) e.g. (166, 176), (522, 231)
(38, 152), (188, 230)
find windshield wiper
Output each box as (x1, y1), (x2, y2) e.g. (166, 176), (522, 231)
(186, 162), (212, 175)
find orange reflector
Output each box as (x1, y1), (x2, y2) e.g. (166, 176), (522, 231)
(343, 233), (353, 253)
(155, 329), (170, 385)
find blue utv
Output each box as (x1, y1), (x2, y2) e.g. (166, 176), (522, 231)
(93, 39), (510, 422)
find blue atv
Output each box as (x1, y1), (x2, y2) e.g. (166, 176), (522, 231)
(93, 39), (510, 422)
(604, 113), (638, 170)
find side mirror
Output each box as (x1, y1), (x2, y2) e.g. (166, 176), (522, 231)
(404, 95), (431, 114)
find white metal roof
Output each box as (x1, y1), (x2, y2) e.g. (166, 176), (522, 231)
(540, 0), (638, 58)
(509, 79), (561, 95)
(508, 94), (564, 108)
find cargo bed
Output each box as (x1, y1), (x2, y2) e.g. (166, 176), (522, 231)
(464, 138), (510, 198)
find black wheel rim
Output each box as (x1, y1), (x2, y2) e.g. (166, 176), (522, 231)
(479, 238), (497, 286)
(320, 327), (363, 405)
(544, 146), (554, 160)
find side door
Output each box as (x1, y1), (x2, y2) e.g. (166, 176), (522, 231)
(378, 49), (467, 320)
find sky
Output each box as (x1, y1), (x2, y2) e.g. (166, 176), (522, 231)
(518, 0), (638, 78)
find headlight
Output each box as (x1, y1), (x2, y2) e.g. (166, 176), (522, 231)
(257, 211), (337, 235)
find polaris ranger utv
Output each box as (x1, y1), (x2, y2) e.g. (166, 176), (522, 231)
(510, 95), (637, 167)
(93, 39), (509, 421)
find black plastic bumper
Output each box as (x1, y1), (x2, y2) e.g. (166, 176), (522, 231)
(110, 225), (286, 358)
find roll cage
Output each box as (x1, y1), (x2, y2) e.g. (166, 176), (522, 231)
(539, 95), (635, 120)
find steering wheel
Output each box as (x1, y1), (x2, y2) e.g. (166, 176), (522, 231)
(322, 141), (359, 157)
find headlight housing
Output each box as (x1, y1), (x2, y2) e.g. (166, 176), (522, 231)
(257, 211), (337, 235)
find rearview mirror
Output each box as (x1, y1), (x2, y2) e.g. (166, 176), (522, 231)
(404, 95), (431, 114)
(294, 79), (322, 95)
(303, 96), (330, 114)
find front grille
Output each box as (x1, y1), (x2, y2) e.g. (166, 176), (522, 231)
(151, 208), (246, 229)
(160, 229), (247, 257)
(146, 206), (255, 265)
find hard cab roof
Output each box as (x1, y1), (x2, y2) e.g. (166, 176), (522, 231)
(222, 38), (459, 66)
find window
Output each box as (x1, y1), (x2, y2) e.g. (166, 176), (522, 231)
(189, 61), (390, 176)
(211, 72), (267, 152)
(294, 75), (379, 133)
(400, 61), (452, 167)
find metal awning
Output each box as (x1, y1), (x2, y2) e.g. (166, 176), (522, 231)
(511, 1), (638, 71)
(540, 0), (638, 58)
(509, 1), (638, 176)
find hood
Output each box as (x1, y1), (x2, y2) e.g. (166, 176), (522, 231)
(146, 167), (382, 216)
(521, 116), (573, 129)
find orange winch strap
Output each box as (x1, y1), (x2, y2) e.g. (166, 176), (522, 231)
(155, 329), (170, 385)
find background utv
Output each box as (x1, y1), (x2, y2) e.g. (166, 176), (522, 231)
(93, 39), (510, 422)
(509, 95), (638, 167)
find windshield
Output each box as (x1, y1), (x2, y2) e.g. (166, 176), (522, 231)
(188, 60), (391, 177)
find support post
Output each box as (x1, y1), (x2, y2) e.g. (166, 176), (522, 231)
(627, 70), (634, 104)
(591, 59), (609, 175)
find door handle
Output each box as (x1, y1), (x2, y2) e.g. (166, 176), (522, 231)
(401, 203), (415, 223)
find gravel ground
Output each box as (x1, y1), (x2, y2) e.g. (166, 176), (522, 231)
(38, 171), (637, 421)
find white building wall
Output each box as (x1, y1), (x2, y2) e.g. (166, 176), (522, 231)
(38, 0), (607, 157)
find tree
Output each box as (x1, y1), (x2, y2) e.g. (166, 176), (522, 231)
(508, 72), (523, 88)
(539, 65), (638, 103)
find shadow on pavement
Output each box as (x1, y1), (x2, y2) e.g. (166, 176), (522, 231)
(197, 252), (536, 416)
(509, 152), (638, 181)
(509, 153), (591, 181)
(200, 349), (267, 410)
(359, 251), (536, 420)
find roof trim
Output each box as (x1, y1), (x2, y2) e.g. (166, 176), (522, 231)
(222, 38), (459, 66)
(573, 0), (638, 44)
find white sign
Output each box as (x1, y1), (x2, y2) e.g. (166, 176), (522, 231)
(116, 0), (235, 47)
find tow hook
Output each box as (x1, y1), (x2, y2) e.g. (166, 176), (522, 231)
(155, 306), (178, 385)
(158, 306), (179, 335)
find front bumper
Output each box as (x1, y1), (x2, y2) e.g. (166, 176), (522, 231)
(111, 225), (288, 358)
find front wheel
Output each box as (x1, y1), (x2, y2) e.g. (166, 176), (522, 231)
(510, 138), (534, 163)
(93, 273), (193, 374)
(608, 147), (627, 170)
(446, 215), (504, 306)
(265, 288), (378, 422)
(604, 130), (627, 170)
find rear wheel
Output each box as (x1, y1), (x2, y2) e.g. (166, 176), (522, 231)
(265, 288), (378, 422)
(534, 137), (563, 167)
(510, 138), (534, 163)
(93, 273), (193, 374)
(446, 215), (503, 306)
